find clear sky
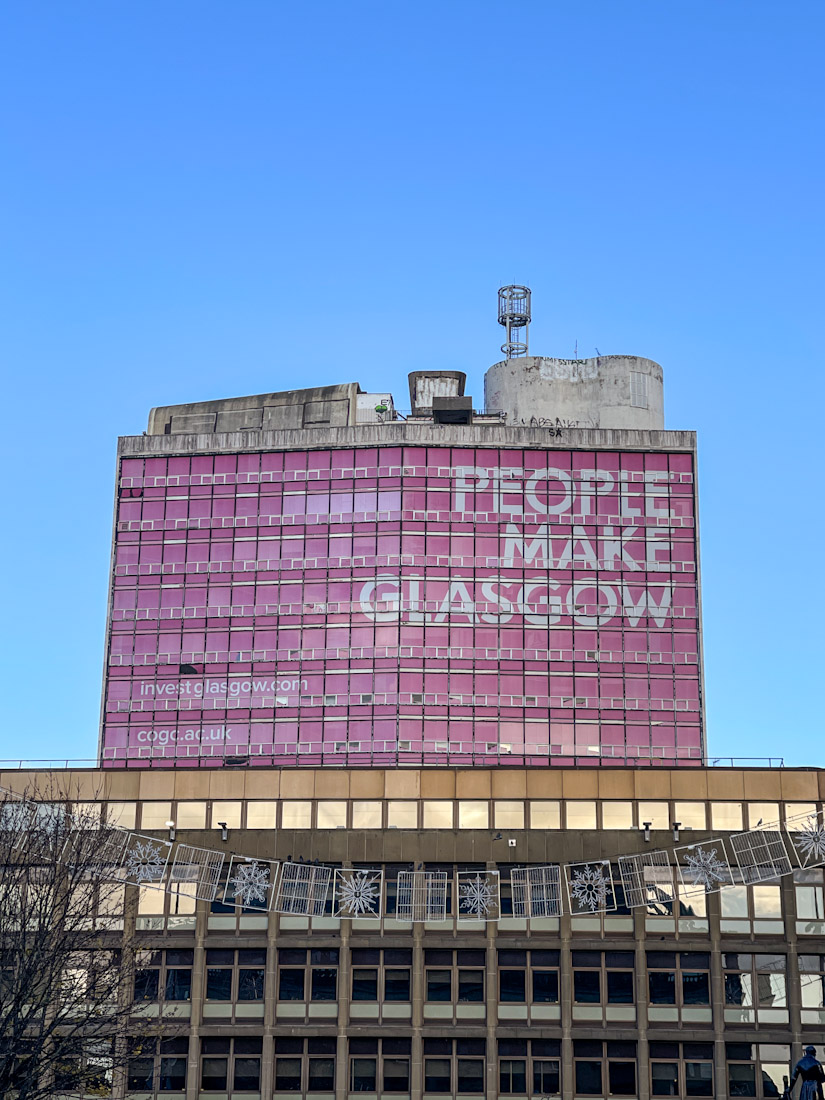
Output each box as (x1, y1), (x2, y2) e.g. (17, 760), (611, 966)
(0, 1), (822, 767)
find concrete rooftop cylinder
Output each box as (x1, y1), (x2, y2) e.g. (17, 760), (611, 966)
(484, 354), (665, 430)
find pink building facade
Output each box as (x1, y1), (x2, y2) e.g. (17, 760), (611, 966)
(101, 432), (702, 768)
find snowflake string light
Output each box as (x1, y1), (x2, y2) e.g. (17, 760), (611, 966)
(459, 873), (497, 918)
(229, 861), (271, 907)
(569, 864), (610, 912)
(336, 870), (381, 916)
(123, 839), (167, 883)
(682, 845), (728, 891)
(795, 818), (825, 866)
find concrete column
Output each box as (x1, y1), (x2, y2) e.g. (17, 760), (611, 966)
(559, 909), (574, 1100)
(633, 908), (650, 1100)
(336, 870), (352, 1100)
(185, 897), (207, 1100)
(410, 922), (425, 1100)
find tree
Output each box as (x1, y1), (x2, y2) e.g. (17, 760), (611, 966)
(0, 781), (167, 1099)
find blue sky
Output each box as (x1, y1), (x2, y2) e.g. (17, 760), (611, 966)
(0, 1), (822, 766)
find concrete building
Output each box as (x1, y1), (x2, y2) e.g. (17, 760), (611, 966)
(8, 316), (823, 1099)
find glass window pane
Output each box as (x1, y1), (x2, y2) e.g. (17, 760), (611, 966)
(649, 972), (676, 1005)
(608, 1060), (636, 1096)
(387, 801), (418, 828)
(457, 1059), (484, 1093)
(711, 802), (743, 830)
(532, 970), (559, 1003)
(651, 1062), (678, 1096)
(140, 802), (172, 830)
(566, 801), (596, 829)
(639, 801), (669, 829)
(427, 970), (452, 1002)
(721, 886), (749, 918)
(575, 1060), (602, 1095)
(602, 802), (633, 829)
(494, 801), (525, 828)
(674, 802), (706, 830)
(574, 971), (601, 1003)
(534, 1060), (560, 1095)
(727, 1063), (756, 1096)
(278, 969), (305, 1000)
(281, 801), (312, 828)
(685, 1061), (713, 1096)
(246, 800), (276, 828)
(351, 1057), (377, 1092)
(352, 969), (378, 1001)
(352, 801), (382, 828)
(752, 886), (781, 918)
(309, 1058), (335, 1091)
(682, 972), (710, 1005)
(607, 971), (634, 1004)
(206, 969), (232, 1000)
(458, 801), (488, 828)
(747, 803), (779, 828)
(106, 801), (137, 829)
(423, 802), (453, 829)
(425, 1057), (451, 1092)
(238, 968), (264, 1001)
(316, 801), (347, 828)
(500, 969), (526, 1002)
(175, 802), (206, 828)
(530, 801), (560, 828)
(210, 801), (242, 829)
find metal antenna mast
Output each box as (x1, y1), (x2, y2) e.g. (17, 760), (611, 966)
(497, 285), (531, 358)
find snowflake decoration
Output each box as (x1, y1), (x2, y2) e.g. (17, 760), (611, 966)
(682, 845), (728, 891)
(229, 861), (271, 907)
(569, 863), (610, 912)
(459, 873), (497, 918)
(795, 818), (825, 866)
(123, 839), (167, 883)
(336, 870), (381, 916)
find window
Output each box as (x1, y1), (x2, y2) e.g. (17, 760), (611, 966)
(650, 1041), (713, 1096)
(725, 1043), (790, 1098)
(350, 947), (413, 1003)
(205, 948), (265, 1001)
(201, 1036), (262, 1092)
(317, 800), (347, 828)
(799, 954), (825, 1023)
(133, 949), (193, 1003)
(281, 801), (312, 828)
(277, 948), (339, 1002)
(387, 801), (418, 828)
(711, 802), (744, 830)
(630, 371), (648, 408)
(54, 1039), (113, 1095)
(423, 802), (453, 829)
(529, 801), (561, 828)
(425, 948), (485, 1003)
(349, 1038), (411, 1093)
(572, 951), (635, 1008)
(647, 952), (711, 1016)
(175, 801), (207, 828)
(497, 949), (560, 1004)
(140, 801), (173, 830)
(498, 1039), (561, 1096)
(423, 1038), (485, 1094)
(795, 868), (825, 927)
(566, 801), (597, 829)
(352, 800), (382, 828)
(724, 954), (787, 1024)
(674, 801), (706, 830)
(494, 801), (525, 828)
(246, 800), (277, 827)
(721, 882), (782, 930)
(211, 800), (242, 829)
(128, 1038), (188, 1092)
(274, 1036), (335, 1092)
(602, 802), (634, 829)
(574, 1040), (636, 1096)
(639, 801), (669, 830)
(458, 800), (488, 828)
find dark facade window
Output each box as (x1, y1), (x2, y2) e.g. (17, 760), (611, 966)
(201, 1036), (262, 1092)
(726, 1042), (790, 1098)
(133, 949), (193, 1003)
(424, 948), (485, 1003)
(205, 948), (266, 1002)
(647, 951), (710, 1009)
(277, 947), (339, 1002)
(574, 1040), (636, 1097)
(275, 1036), (336, 1092)
(351, 947), (412, 1003)
(349, 1039), (411, 1094)
(423, 1038), (485, 1094)
(498, 1039), (560, 1096)
(129, 1038), (188, 1092)
(498, 949), (560, 1004)
(650, 1041), (713, 1096)
(572, 951), (635, 1005)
